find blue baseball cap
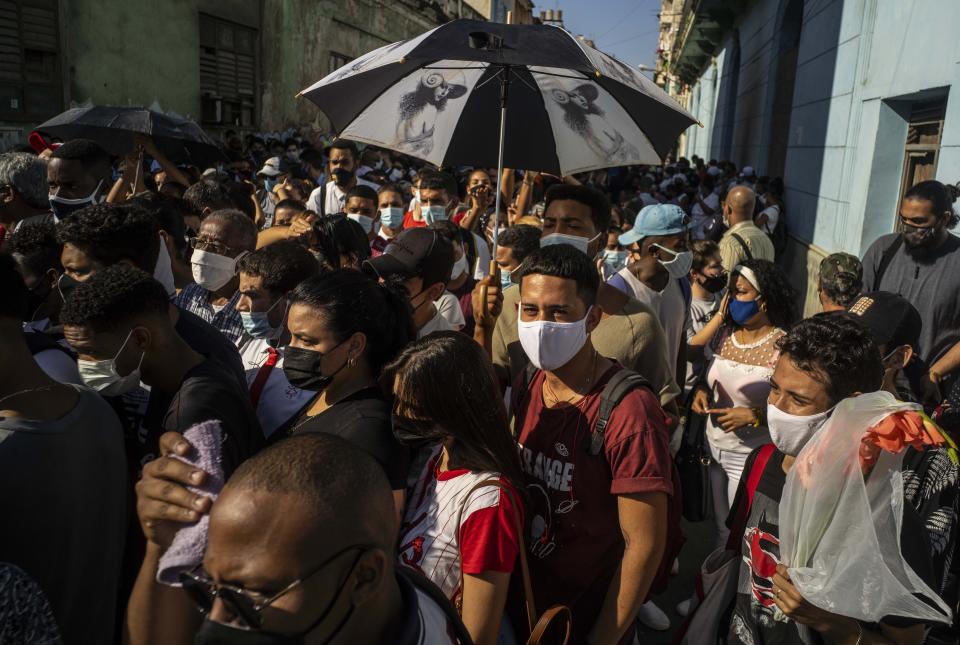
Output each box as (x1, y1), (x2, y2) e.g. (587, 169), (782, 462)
(619, 203), (688, 246)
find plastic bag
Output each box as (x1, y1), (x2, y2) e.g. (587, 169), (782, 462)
(779, 391), (952, 624)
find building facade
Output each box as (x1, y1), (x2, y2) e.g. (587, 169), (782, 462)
(0, 0), (483, 150)
(661, 0), (960, 314)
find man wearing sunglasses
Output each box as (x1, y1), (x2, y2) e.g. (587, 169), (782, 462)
(861, 179), (960, 406)
(127, 433), (468, 644)
(176, 208), (258, 343)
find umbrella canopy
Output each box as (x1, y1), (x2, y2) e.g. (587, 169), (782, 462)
(35, 106), (225, 168)
(300, 19), (697, 176)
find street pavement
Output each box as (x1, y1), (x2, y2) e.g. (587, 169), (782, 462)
(636, 517), (717, 644)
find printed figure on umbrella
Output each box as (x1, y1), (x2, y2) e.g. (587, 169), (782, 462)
(396, 71), (468, 155)
(550, 83), (639, 163)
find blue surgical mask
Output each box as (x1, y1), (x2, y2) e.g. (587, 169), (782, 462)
(602, 249), (628, 274)
(729, 298), (760, 325)
(423, 204), (447, 225)
(379, 206), (404, 229)
(240, 299), (286, 339)
(48, 180), (104, 220)
(500, 267), (515, 291)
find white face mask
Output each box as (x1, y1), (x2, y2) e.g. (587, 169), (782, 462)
(77, 329), (145, 396)
(653, 244), (693, 279)
(450, 253), (470, 280)
(539, 232), (600, 256)
(346, 213), (374, 234)
(517, 307), (592, 371)
(191, 249), (245, 292)
(766, 403), (833, 456)
(423, 204), (447, 225)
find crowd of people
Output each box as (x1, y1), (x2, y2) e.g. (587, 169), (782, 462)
(0, 127), (958, 645)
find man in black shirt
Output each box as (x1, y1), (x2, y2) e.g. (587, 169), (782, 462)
(127, 434), (467, 644)
(62, 265), (263, 476)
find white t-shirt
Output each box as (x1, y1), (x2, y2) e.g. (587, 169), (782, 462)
(685, 293), (721, 392)
(398, 447), (519, 605)
(237, 336), (313, 438)
(758, 204), (780, 235)
(637, 192), (659, 208)
(307, 177), (380, 215)
(434, 292), (466, 331)
(418, 308), (458, 339)
(690, 192), (720, 240)
(469, 232), (491, 280)
(613, 268), (687, 381)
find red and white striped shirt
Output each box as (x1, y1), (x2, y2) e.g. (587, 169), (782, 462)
(398, 447), (522, 606)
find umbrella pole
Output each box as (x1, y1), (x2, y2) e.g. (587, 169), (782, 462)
(481, 66), (510, 329)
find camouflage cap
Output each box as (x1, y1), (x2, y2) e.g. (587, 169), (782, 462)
(818, 252), (863, 285)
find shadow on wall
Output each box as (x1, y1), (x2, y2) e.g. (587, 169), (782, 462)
(710, 29), (740, 161)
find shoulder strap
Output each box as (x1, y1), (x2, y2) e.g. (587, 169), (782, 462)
(590, 369), (651, 456)
(456, 478), (537, 634)
(874, 235), (904, 290)
(318, 182), (328, 215)
(23, 330), (75, 359)
(730, 233), (753, 261)
(249, 346), (280, 409)
(397, 568), (474, 645)
(725, 444), (777, 551)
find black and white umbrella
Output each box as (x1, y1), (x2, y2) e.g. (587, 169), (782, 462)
(300, 19), (697, 249)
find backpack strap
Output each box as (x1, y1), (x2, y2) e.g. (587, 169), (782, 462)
(249, 346), (280, 410)
(317, 181), (328, 215)
(23, 330), (75, 360)
(725, 444), (777, 551)
(730, 233), (753, 261)
(873, 235), (904, 291)
(590, 369), (651, 456)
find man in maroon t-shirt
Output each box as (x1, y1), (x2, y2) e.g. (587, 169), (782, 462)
(509, 244), (678, 645)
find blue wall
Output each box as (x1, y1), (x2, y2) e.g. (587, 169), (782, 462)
(683, 0), (960, 256)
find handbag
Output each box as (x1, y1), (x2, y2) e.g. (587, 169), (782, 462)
(675, 397), (712, 522)
(675, 444), (776, 645)
(457, 478), (572, 645)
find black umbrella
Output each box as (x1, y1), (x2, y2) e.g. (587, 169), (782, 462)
(299, 19), (697, 251)
(35, 106), (226, 167)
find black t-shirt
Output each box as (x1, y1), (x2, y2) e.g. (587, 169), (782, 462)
(150, 358), (264, 478)
(727, 448), (939, 645)
(175, 308), (246, 387)
(283, 387), (410, 490)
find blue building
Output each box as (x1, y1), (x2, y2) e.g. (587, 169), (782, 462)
(661, 0), (960, 313)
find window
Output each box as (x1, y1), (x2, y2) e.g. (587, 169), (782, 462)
(897, 97), (947, 217)
(328, 51), (351, 75)
(0, 0), (63, 121)
(199, 13), (257, 127)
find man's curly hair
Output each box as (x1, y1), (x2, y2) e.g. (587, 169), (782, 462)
(6, 221), (62, 277)
(56, 203), (159, 272)
(777, 314), (883, 404)
(61, 264), (168, 332)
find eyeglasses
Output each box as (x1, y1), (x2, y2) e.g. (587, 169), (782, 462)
(179, 545), (367, 629)
(189, 237), (241, 257)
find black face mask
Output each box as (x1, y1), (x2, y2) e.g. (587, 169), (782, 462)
(331, 167), (354, 187)
(282, 343), (348, 392)
(57, 273), (80, 303)
(391, 413), (444, 447)
(192, 566), (358, 645)
(698, 274), (727, 294)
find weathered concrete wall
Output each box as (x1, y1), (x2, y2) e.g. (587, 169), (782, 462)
(61, 0), (258, 121)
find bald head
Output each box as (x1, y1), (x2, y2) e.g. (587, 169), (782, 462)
(725, 186), (756, 225)
(222, 434), (397, 548)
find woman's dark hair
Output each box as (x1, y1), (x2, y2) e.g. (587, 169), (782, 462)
(904, 180), (959, 228)
(690, 239), (720, 273)
(291, 269), (415, 374)
(311, 214), (371, 270)
(777, 315), (883, 404)
(733, 258), (797, 329)
(382, 331), (526, 487)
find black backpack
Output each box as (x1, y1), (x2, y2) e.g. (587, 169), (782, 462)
(517, 362), (652, 455)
